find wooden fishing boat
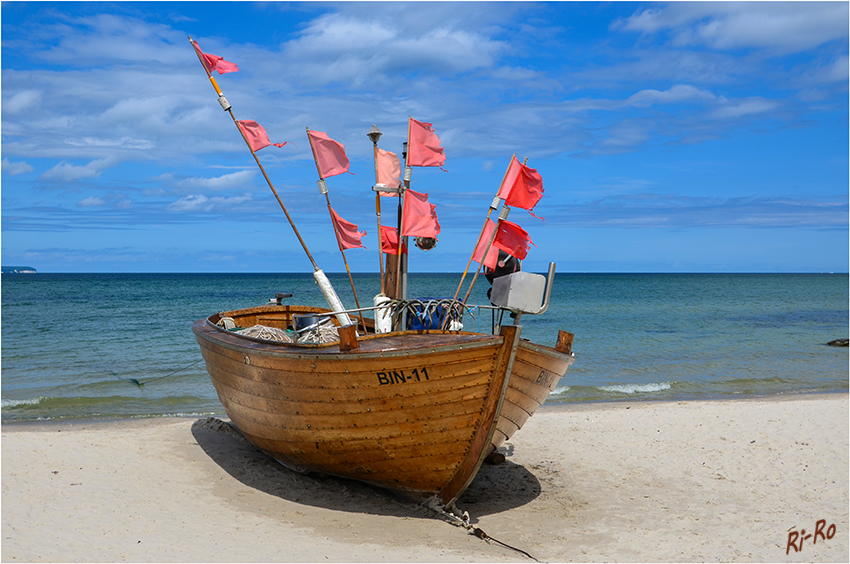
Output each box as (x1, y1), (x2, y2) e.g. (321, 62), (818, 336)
(187, 37), (575, 509)
(193, 295), (574, 508)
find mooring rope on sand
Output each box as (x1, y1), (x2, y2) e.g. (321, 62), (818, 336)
(425, 500), (539, 562)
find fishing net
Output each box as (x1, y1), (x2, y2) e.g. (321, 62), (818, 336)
(235, 324), (294, 343)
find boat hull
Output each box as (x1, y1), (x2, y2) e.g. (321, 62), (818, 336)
(192, 305), (573, 506)
(493, 340), (575, 448)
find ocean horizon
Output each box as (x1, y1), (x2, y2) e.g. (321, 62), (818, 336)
(2, 272), (847, 422)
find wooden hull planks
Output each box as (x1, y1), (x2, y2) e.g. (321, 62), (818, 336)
(192, 305), (573, 506)
(492, 340), (575, 448)
(193, 308), (523, 506)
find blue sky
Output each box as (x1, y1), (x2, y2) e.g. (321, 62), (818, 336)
(2, 1), (847, 273)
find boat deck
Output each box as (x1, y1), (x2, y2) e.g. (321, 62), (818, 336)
(193, 316), (502, 357)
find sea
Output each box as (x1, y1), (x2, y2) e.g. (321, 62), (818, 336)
(1, 272), (847, 422)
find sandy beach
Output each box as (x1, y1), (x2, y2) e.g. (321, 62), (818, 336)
(2, 394), (847, 562)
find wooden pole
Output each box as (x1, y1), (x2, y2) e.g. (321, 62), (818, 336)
(396, 118), (412, 301)
(188, 36), (319, 271)
(370, 138), (385, 295)
(459, 157), (528, 307)
(306, 127), (367, 333)
(449, 154), (516, 304)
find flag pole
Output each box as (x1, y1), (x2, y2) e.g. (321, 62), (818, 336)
(306, 128), (367, 333)
(396, 117), (413, 302)
(368, 127), (386, 295)
(189, 36), (351, 328)
(458, 157), (528, 307)
(439, 156), (517, 330)
(448, 154), (516, 304)
(188, 36), (319, 271)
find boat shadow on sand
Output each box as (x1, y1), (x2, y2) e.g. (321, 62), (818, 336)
(191, 417), (542, 520)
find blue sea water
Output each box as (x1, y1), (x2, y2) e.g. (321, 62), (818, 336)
(1, 272), (847, 422)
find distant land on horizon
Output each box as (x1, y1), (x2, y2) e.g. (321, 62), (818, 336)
(1, 266), (38, 274)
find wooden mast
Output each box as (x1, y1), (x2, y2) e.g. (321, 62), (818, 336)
(188, 36), (319, 271)
(306, 127), (367, 333)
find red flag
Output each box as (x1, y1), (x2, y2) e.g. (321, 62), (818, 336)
(308, 130), (352, 178)
(191, 40), (239, 75)
(407, 118), (446, 168)
(329, 207), (367, 250)
(497, 156), (544, 214)
(376, 148), (401, 195)
(492, 220), (535, 260)
(472, 219), (500, 269)
(402, 189), (441, 239)
(237, 120), (287, 152)
(380, 225), (408, 254)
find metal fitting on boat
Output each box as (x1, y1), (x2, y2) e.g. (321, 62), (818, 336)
(217, 95), (231, 111)
(317, 179), (328, 194)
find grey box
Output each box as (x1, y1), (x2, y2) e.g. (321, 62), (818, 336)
(490, 271), (546, 313)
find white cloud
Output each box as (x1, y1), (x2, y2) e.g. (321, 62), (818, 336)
(1, 158), (34, 175)
(3, 90), (42, 113)
(615, 3), (849, 54)
(176, 170), (256, 191)
(40, 156), (118, 181)
(167, 193), (253, 212)
(77, 196), (107, 207)
(711, 97), (780, 120)
(626, 84), (716, 107)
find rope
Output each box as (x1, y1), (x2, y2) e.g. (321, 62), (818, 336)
(425, 500), (539, 562)
(128, 358), (204, 387)
(296, 318), (339, 344)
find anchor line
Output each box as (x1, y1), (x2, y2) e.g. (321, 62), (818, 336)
(129, 358), (204, 387)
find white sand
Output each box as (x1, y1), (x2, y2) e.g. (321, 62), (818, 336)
(2, 394), (847, 562)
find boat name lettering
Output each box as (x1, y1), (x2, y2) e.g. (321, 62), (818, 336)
(377, 368), (430, 385)
(535, 370), (557, 388)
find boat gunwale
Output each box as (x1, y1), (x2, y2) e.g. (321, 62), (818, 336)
(517, 338), (575, 363)
(193, 315), (505, 360)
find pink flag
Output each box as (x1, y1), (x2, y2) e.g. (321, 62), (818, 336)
(380, 225), (407, 254)
(308, 130), (352, 178)
(497, 156), (544, 215)
(472, 219), (501, 269)
(376, 148), (401, 195)
(407, 118), (446, 168)
(492, 220), (535, 260)
(191, 40), (239, 75)
(329, 207), (367, 250)
(401, 189), (441, 239)
(237, 120), (287, 152)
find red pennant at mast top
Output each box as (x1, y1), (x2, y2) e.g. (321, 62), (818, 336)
(407, 118), (446, 168)
(497, 156), (544, 214)
(376, 148), (402, 193)
(237, 120), (287, 152)
(308, 130), (353, 178)
(191, 40), (239, 75)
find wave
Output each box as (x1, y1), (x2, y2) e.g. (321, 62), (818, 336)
(548, 386), (571, 398)
(596, 381), (674, 394)
(1, 397), (47, 409)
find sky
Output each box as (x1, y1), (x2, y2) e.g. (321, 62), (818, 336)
(1, 1), (848, 273)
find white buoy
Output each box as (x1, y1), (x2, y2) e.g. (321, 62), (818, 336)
(313, 269), (352, 327)
(374, 293), (392, 333)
